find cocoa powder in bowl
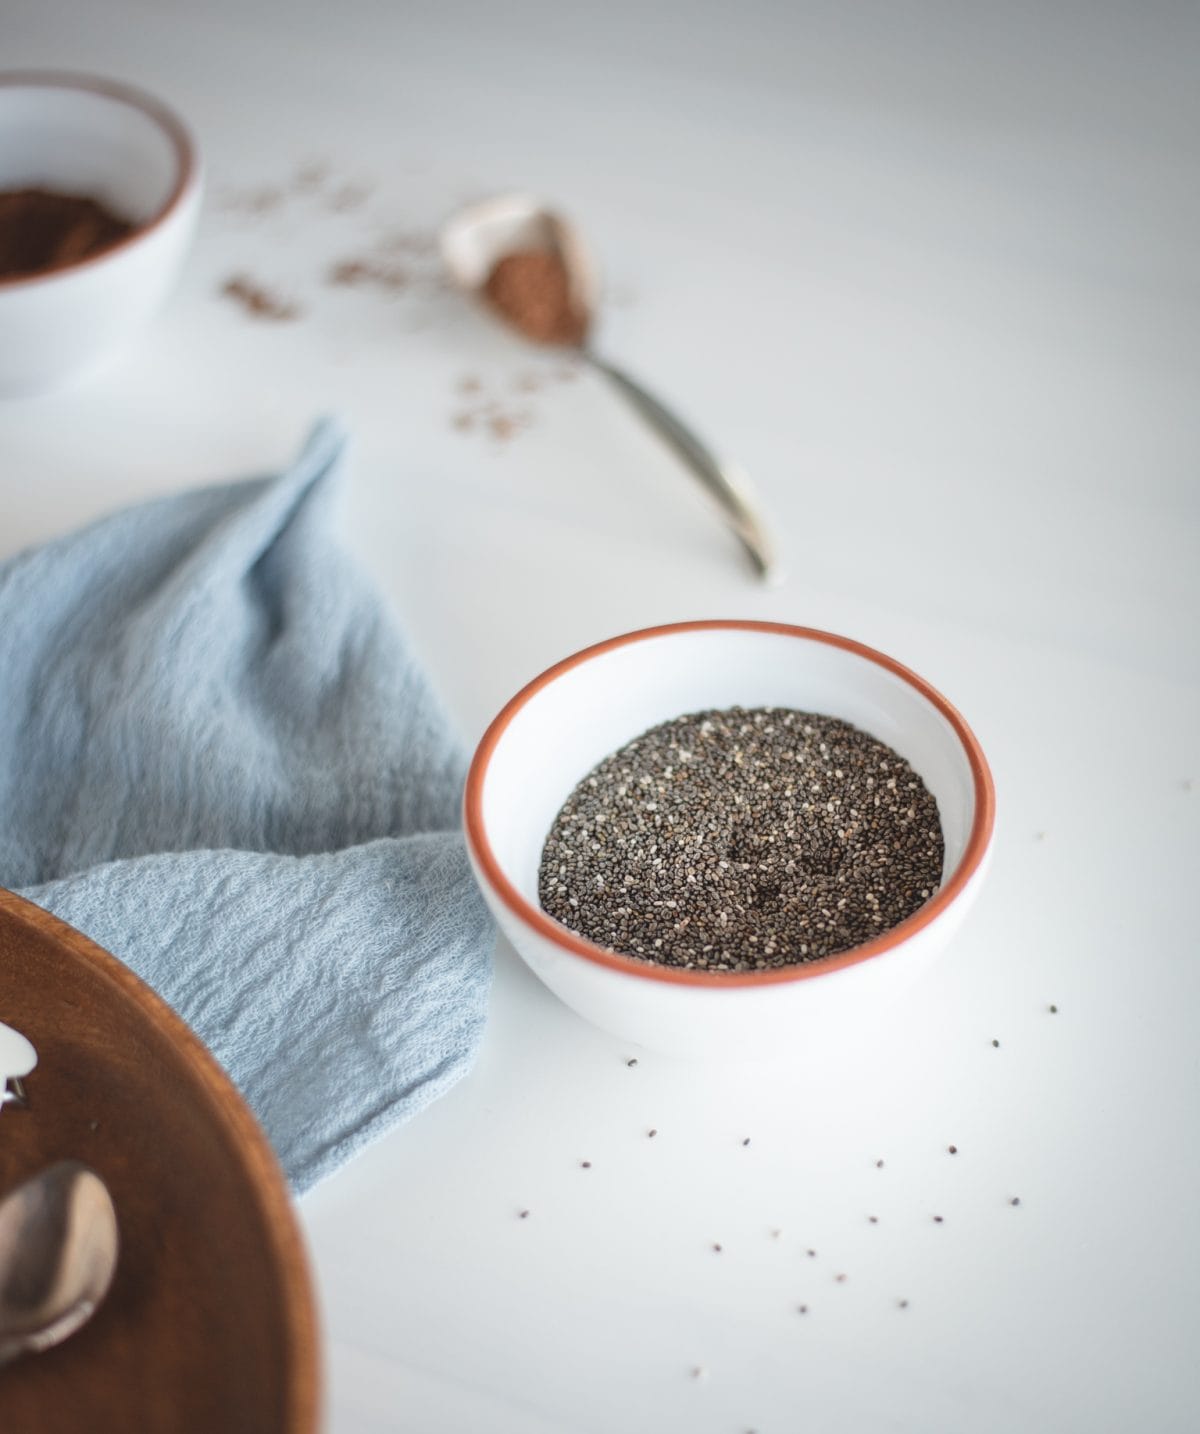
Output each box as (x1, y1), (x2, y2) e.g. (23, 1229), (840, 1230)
(483, 248), (587, 345)
(0, 187), (135, 280)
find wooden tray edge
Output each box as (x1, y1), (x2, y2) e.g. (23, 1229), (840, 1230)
(0, 886), (321, 1434)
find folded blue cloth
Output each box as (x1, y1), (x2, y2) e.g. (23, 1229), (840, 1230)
(0, 421), (493, 1191)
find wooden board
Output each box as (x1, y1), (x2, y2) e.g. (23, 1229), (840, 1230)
(0, 888), (319, 1432)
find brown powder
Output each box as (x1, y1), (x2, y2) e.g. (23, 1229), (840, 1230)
(221, 274), (302, 321)
(327, 183), (371, 213)
(291, 162), (328, 192)
(0, 187), (135, 280)
(218, 185), (286, 215)
(327, 257), (409, 292)
(483, 248), (586, 346)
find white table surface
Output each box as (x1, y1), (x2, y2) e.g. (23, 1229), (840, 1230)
(4, 2), (1199, 1430)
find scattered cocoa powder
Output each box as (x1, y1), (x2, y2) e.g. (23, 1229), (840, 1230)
(217, 184), (288, 215)
(327, 257), (409, 292)
(448, 362), (580, 445)
(221, 274), (301, 321)
(0, 187), (135, 280)
(291, 161), (329, 193)
(485, 403), (533, 442)
(451, 400), (533, 443)
(327, 182), (371, 213)
(483, 248), (586, 345)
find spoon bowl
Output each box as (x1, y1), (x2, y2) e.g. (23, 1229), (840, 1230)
(0, 1160), (118, 1366)
(0, 1018), (37, 1111)
(0, 1019), (37, 1081)
(440, 191), (599, 333)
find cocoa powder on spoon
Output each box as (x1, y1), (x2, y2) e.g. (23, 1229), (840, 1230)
(482, 248), (587, 346)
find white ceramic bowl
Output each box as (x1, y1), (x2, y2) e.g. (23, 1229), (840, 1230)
(0, 72), (201, 397)
(465, 621), (995, 1057)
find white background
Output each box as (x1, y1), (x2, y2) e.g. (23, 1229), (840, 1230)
(3, 2), (1198, 1430)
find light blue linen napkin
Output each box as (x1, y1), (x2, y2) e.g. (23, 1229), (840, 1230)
(0, 421), (493, 1191)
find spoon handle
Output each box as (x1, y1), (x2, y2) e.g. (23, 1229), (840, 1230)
(584, 352), (777, 581)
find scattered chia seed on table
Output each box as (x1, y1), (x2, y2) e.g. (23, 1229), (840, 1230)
(537, 707), (944, 969)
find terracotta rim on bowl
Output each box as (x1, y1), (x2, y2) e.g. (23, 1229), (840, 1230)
(464, 620), (996, 989)
(0, 70), (198, 293)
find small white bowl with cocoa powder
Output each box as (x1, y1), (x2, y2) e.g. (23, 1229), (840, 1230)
(0, 72), (201, 397)
(465, 621), (996, 1057)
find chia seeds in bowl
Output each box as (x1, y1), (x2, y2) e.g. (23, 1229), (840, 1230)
(466, 621), (995, 1055)
(537, 707), (944, 971)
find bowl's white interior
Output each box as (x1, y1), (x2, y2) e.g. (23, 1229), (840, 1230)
(482, 629), (978, 911)
(0, 84), (180, 224)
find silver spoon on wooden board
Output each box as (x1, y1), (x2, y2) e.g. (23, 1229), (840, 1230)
(0, 1161), (119, 1367)
(441, 193), (779, 582)
(0, 1018), (37, 1110)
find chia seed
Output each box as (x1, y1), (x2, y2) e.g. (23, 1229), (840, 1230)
(537, 707), (944, 968)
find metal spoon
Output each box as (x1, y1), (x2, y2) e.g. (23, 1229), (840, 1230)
(441, 193), (779, 581)
(0, 1019), (37, 1113)
(0, 1161), (119, 1367)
